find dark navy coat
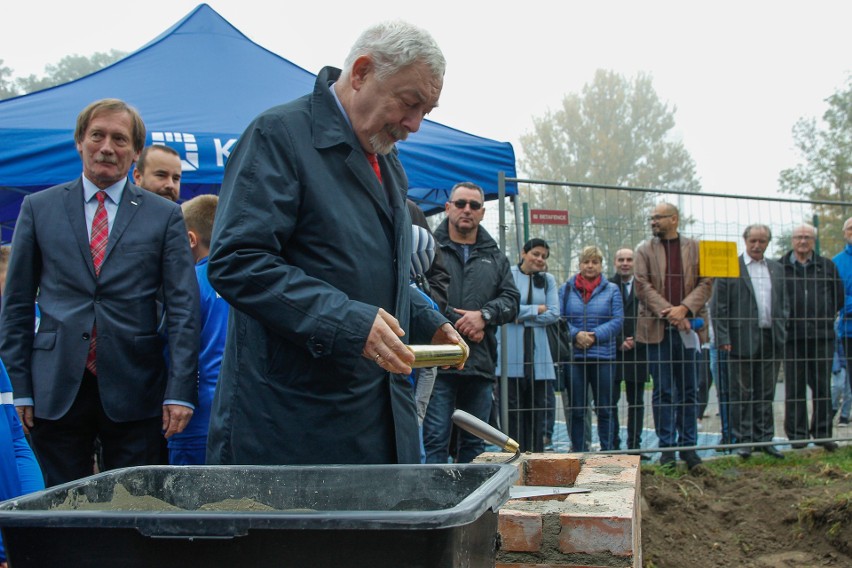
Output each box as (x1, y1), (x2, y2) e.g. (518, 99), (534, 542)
(206, 67), (447, 465)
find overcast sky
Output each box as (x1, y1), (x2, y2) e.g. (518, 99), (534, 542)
(3, 0), (849, 199)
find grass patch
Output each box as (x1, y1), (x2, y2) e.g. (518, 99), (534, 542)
(643, 445), (852, 483)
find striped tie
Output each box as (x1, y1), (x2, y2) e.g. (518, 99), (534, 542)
(86, 191), (108, 375)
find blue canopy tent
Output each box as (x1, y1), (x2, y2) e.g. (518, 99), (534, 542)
(0, 3), (516, 242)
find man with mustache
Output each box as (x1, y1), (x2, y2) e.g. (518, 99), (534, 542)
(206, 22), (462, 465)
(0, 99), (200, 486)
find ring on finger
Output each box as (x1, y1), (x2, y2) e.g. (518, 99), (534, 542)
(374, 353), (382, 363)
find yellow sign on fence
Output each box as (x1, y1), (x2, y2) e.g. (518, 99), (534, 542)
(699, 241), (739, 278)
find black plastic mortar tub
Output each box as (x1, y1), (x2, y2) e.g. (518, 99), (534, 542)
(0, 463), (518, 567)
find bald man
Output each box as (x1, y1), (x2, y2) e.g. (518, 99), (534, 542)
(634, 202), (712, 472)
(610, 247), (649, 457)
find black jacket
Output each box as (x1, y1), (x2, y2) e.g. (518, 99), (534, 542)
(778, 251), (844, 342)
(434, 219), (520, 378)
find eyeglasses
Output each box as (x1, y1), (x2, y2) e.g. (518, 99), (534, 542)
(647, 214), (673, 222)
(451, 199), (483, 211)
(792, 235), (814, 241)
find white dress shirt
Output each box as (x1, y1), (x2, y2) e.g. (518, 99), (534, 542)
(744, 254), (772, 329)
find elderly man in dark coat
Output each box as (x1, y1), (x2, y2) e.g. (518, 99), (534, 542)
(206, 21), (460, 466)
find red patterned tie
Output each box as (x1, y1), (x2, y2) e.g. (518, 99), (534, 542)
(86, 191), (108, 375)
(366, 153), (382, 184)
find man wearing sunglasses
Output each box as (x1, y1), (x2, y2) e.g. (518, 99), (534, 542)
(423, 182), (520, 463)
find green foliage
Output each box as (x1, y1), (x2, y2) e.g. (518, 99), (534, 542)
(0, 50), (126, 99)
(0, 58), (19, 99)
(780, 75), (852, 257)
(519, 70), (701, 277)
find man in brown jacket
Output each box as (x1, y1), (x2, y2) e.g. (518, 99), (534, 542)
(635, 202), (712, 471)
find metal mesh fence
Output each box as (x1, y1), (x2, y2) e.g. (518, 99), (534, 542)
(497, 178), (852, 461)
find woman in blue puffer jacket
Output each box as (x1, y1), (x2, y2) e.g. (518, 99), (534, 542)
(560, 246), (624, 451)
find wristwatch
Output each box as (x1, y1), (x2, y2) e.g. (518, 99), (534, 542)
(481, 308), (493, 323)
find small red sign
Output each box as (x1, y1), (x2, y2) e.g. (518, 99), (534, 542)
(530, 209), (569, 225)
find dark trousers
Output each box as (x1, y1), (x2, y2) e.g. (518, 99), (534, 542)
(30, 370), (163, 487)
(696, 347), (712, 418)
(729, 329), (782, 444)
(710, 346), (733, 443)
(648, 330), (699, 448)
(612, 345), (648, 450)
(507, 377), (549, 452)
(784, 339), (834, 441)
(843, 337), (852, 392)
(567, 360), (616, 451)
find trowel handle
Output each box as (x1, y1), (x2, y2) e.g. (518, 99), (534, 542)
(452, 409), (520, 453)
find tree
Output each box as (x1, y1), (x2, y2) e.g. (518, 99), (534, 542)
(6, 50), (126, 97)
(519, 70), (701, 277)
(779, 76), (852, 257)
(0, 59), (19, 99)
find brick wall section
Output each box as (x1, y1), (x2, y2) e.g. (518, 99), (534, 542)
(474, 452), (641, 568)
(498, 509), (543, 552)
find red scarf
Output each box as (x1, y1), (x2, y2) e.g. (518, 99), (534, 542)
(575, 273), (601, 303)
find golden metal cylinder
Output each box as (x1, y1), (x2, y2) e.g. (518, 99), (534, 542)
(406, 343), (469, 368)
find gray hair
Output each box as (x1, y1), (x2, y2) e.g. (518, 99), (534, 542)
(743, 224), (772, 241)
(343, 21), (446, 81)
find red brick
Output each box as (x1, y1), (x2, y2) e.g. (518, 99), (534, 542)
(498, 509), (543, 552)
(523, 454), (581, 486)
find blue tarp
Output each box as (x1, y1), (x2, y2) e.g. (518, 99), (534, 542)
(0, 4), (516, 242)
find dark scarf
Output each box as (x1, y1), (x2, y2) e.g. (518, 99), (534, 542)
(575, 273), (601, 303)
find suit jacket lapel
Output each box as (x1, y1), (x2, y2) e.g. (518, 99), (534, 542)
(101, 181), (142, 266)
(344, 150), (393, 223)
(66, 179), (98, 279)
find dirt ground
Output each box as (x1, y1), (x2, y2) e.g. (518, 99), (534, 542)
(641, 446), (852, 568)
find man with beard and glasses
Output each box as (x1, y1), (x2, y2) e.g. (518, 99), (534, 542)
(634, 202), (712, 472)
(206, 22), (463, 466)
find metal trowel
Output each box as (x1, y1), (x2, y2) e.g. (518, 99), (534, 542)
(451, 409), (591, 500)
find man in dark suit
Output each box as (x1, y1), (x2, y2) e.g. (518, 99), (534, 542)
(206, 22), (461, 466)
(712, 224), (787, 459)
(611, 247), (649, 457)
(0, 98), (200, 486)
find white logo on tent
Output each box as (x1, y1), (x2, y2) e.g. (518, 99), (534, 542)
(150, 132), (199, 172)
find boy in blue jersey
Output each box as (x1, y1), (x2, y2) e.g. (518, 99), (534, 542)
(169, 195), (228, 465)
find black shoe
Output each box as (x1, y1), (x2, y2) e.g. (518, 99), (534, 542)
(758, 446), (784, 459)
(790, 442), (808, 450)
(817, 441), (838, 452)
(658, 451), (676, 471)
(639, 454), (651, 461)
(680, 450), (703, 470)
(737, 447), (752, 459)
(840, 417), (850, 425)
